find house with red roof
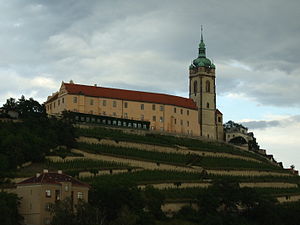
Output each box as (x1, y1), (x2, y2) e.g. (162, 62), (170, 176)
(15, 170), (89, 225)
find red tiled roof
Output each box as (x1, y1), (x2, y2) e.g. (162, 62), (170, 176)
(64, 83), (198, 110)
(17, 172), (90, 188)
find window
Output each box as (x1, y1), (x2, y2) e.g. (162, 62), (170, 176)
(113, 112), (116, 116)
(65, 185), (69, 192)
(45, 203), (51, 211)
(113, 101), (117, 107)
(53, 102), (56, 108)
(153, 116), (156, 121)
(73, 97), (77, 103)
(62, 98), (64, 103)
(174, 108), (176, 113)
(44, 218), (51, 225)
(124, 113), (128, 118)
(218, 117), (221, 123)
(160, 116), (164, 122)
(193, 80), (198, 93)
(141, 115), (144, 120)
(45, 190), (51, 198)
(90, 99), (94, 105)
(58, 99), (60, 106)
(206, 80), (211, 92)
(174, 118), (177, 124)
(180, 120), (183, 125)
(77, 192), (83, 199)
(207, 102), (209, 108)
(180, 109), (183, 114)
(103, 111), (106, 115)
(160, 105), (164, 111)
(141, 104), (144, 110)
(187, 121), (190, 127)
(187, 110), (189, 116)
(55, 190), (60, 201)
(152, 104), (156, 110)
(124, 102), (128, 108)
(103, 100), (107, 106)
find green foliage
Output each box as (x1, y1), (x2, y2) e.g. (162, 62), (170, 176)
(0, 116), (75, 175)
(76, 127), (269, 162)
(47, 159), (131, 171)
(76, 142), (282, 171)
(0, 192), (23, 225)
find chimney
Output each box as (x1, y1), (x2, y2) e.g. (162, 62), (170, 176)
(43, 169), (48, 173)
(58, 170), (63, 174)
(36, 173), (40, 178)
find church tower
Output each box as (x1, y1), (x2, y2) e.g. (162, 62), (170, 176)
(189, 27), (218, 139)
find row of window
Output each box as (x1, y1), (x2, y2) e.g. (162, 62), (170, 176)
(193, 80), (212, 93)
(72, 97), (191, 115)
(45, 189), (83, 200)
(47, 97), (65, 111)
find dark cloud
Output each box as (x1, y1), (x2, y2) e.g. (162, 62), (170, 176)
(0, 0), (300, 108)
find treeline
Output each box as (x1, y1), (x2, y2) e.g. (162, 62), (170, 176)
(50, 179), (300, 225)
(0, 96), (75, 176)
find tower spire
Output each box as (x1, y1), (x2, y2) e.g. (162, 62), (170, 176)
(201, 25), (203, 42)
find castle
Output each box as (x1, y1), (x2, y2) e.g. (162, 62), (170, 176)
(45, 31), (224, 140)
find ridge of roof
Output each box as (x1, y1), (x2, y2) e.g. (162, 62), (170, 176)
(64, 83), (198, 110)
(17, 172), (90, 188)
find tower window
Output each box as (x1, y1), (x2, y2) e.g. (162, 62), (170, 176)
(207, 102), (209, 108)
(193, 80), (198, 93)
(206, 80), (211, 92)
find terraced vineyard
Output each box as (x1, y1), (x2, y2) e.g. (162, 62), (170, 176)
(42, 126), (300, 204)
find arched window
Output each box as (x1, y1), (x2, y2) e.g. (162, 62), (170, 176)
(206, 80), (210, 92)
(193, 80), (198, 93)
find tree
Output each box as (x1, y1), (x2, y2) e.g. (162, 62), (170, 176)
(0, 192), (23, 225)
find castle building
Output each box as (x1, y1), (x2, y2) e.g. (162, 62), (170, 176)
(15, 170), (89, 225)
(45, 32), (223, 140)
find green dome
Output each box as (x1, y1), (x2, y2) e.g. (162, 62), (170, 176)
(189, 64), (195, 69)
(193, 57), (212, 68)
(211, 63), (216, 69)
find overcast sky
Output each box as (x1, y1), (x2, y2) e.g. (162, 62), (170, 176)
(1, 0), (299, 169)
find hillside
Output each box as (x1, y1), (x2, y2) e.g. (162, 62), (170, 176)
(11, 124), (299, 201)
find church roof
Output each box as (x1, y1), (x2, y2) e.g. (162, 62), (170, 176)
(63, 83), (198, 110)
(17, 172), (90, 188)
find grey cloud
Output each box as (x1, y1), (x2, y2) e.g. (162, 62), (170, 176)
(0, 0), (300, 108)
(240, 114), (300, 130)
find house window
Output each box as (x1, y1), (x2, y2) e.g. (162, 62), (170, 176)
(152, 104), (156, 110)
(53, 102), (56, 108)
(103, 100), (107, 106)
(58, 100), (60, 106)
(193, 80), (198, 93)
(187, 121), (189, 127)
(218, 117), (221, 123)
(65, 185), (69, 192)
(73, 97), (77, 103)
(180, 120), (183, 125)
(45, 203), (51, 211)
(174, 108), (176, 113)
(141, 104), (144, 110)
(160, 116), (164, 122)
(77, 192), (83, 199)
(55, 190), (60, 201)
(124, 113), (128, 118)
(113, 101), (117, 107)
(141, 115), (144, 120)
(153, 116), (156, 121)
(206, 80), (211, 92)
(187, 110), (189, 116)
(180, 109), (183, 114)
(124, 102), (128, 108)
(90, 99), (94, 105)
(160, 105), (164, 111)
(207, 102), (209, 108)
(62, 98), (64, 103)
(113, 112), (116, 116)
(45, 190), (51, 198)
(174, 118), (177, 124)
